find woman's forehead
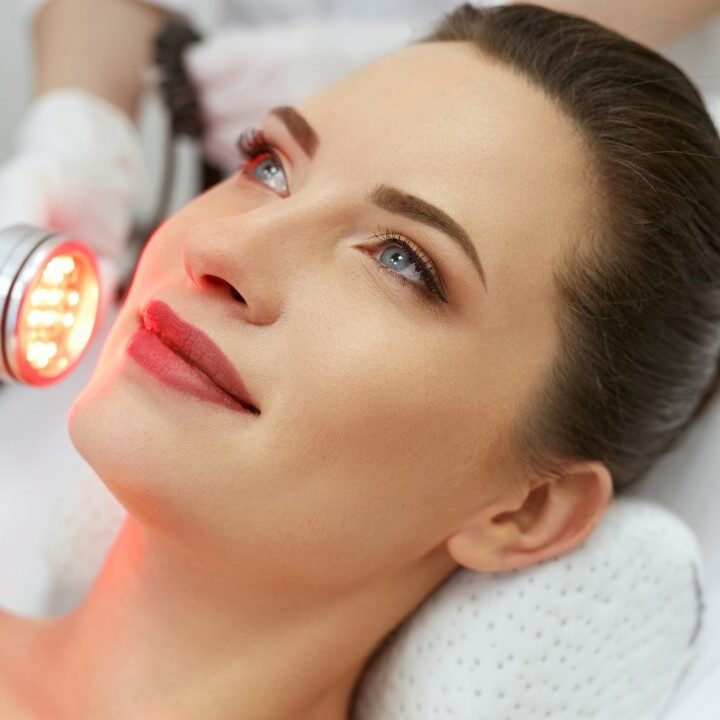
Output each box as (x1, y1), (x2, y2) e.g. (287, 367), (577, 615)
(300, 42), (570, 153)
(296, 42), (591, 206)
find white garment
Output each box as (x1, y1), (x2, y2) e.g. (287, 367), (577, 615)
(140, 0), (461, 28)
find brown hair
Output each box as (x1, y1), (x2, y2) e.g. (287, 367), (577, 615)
(424, 3), (720, 492)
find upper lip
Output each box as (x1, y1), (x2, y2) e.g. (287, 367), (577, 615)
(140, 299), (260, 414)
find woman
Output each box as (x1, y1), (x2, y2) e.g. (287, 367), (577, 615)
(1, 4), (719, 718)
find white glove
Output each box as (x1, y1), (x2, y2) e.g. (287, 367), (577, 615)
(0, 89), (145, 307)
(184, 19), (417, 173)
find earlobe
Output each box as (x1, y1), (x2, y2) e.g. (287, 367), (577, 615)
(445, 460), (614, 573)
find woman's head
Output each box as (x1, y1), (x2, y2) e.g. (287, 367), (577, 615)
(68, 4), (720, 595)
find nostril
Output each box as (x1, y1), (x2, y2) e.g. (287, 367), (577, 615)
(201, 275), (244, 302)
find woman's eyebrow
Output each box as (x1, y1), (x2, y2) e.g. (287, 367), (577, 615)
(369, 184), (488, 292)
(268, 106), (319, 157)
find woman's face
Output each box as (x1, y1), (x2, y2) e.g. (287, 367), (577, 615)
(69, 41), (595, 587)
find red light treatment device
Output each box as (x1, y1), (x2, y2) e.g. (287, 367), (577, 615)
(0, 224), (101, 387)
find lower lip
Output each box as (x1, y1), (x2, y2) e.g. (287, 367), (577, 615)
(126, 326), (255, 415)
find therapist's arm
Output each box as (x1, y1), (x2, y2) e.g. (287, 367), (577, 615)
(32, 0), (171, 121)
(522, 0), (720, 48)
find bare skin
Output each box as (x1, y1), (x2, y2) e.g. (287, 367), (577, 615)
(2, 40), (612, 719)
(33, 0), (170, 119)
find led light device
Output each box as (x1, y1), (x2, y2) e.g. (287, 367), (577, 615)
(0, 224), (100, 387)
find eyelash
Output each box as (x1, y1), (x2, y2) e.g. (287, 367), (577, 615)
(237, 127), (274, 163)
(235, 127), (448, 304)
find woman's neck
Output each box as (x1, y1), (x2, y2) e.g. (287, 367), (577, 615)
(5, 514), (457, 720)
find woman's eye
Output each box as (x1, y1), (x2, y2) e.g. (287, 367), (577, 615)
(245, 153), (288, 196)
(370, 232), (448, 304)
(236, 128), (289, 196)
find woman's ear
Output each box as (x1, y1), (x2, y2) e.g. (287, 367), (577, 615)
(445, 460), (614, 572)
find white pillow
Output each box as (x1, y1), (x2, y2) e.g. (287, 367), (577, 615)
(352, 498), (703, 719)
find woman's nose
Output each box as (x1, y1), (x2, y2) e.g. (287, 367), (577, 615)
(181, 215), (285, 325)
(180, 185), (355, 323)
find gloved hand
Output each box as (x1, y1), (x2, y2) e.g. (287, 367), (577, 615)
(184, 19), (417, 173)
(0, 88), (145, 308)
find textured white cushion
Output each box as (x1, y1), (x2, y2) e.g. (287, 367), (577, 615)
(352, 498), (703, 719)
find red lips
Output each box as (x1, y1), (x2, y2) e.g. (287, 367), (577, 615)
(141, 300), (260, 414)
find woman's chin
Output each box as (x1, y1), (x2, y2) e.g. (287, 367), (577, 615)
(67, 368), (218, 538)
(68, 372), (164, 515)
